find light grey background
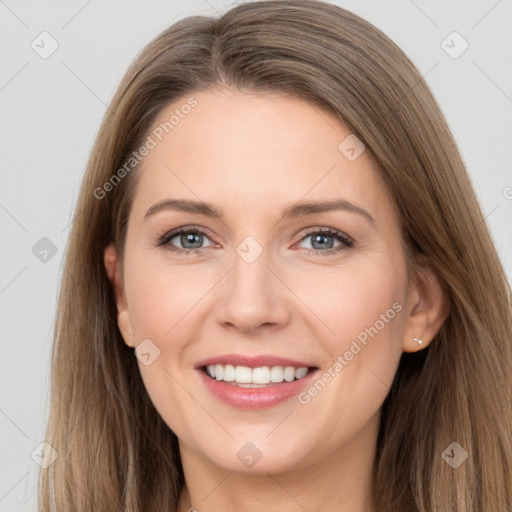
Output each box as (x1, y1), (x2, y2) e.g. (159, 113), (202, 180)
(1, 1), (511, 510)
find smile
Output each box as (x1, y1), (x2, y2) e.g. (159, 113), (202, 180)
(196, 354), (319, 409)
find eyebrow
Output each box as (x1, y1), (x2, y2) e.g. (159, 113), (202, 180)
(143, 198), (376, 226)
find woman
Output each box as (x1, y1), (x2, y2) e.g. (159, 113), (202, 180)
(39, 0), (512, 510)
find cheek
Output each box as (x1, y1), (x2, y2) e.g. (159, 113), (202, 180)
(290, 256), (406, 419)
(122, 258), (209, 440)
(124, 252), (215, 344)
(290, 258), (405, 352)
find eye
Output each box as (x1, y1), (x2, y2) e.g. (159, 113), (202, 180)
(157, 227), (216, 255)
(295, 228), (354, 255)
(156, 226), (354, 256)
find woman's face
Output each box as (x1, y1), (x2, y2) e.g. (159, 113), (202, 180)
(112, 88), (418, 474)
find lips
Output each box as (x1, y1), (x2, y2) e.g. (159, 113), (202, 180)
(195, 354), (319, 409)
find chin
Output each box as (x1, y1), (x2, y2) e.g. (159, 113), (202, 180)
(193, 435), (312, 475)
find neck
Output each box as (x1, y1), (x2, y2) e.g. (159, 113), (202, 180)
(177, 412), (379, 512)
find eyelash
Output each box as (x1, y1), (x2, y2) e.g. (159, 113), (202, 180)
(156, 225), (354, 257)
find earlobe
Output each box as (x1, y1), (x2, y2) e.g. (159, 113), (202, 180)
(402, 257), (450, 353)
(117, 309), (135, 349)
(104, 243), (135, 348)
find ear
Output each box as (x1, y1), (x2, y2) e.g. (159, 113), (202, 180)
(104, 243), (135, 348)
(402, 255), (450, 353)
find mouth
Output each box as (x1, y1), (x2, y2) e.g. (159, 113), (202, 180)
(195, 355), (319, 409)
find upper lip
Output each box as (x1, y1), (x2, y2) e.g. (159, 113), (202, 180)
(195, 354), (317, 369)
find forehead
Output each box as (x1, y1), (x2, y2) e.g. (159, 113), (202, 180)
(130, 89), (391, 223)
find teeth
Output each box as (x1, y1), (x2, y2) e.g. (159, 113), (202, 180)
(270, 366), (283, 382)
(283, 367), (295, 382)
(205, 364), (310, 384)
(252, 366), (270, 384)
(295, 367), (308, 379)
(235, 366), (252, 383)
(223, 364), (235, 382)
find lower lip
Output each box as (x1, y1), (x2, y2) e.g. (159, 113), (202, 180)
(198, 368), (318, 409)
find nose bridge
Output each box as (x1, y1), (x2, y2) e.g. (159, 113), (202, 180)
(215, 236), (289, 331)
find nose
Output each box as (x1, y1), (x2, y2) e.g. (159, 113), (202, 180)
(214, 246), (291, 335)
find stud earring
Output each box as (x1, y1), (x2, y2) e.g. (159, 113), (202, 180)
(413, 337), (423, 346)
(123, 338), (135, 349)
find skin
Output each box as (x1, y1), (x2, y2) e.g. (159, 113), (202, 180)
(105, 89), (448, 512)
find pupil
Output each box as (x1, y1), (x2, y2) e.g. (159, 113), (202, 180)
(181, 232), (203, 249)
(312, 234), (333, 250)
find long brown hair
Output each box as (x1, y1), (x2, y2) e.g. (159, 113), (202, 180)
(39, 1), (512, 510)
